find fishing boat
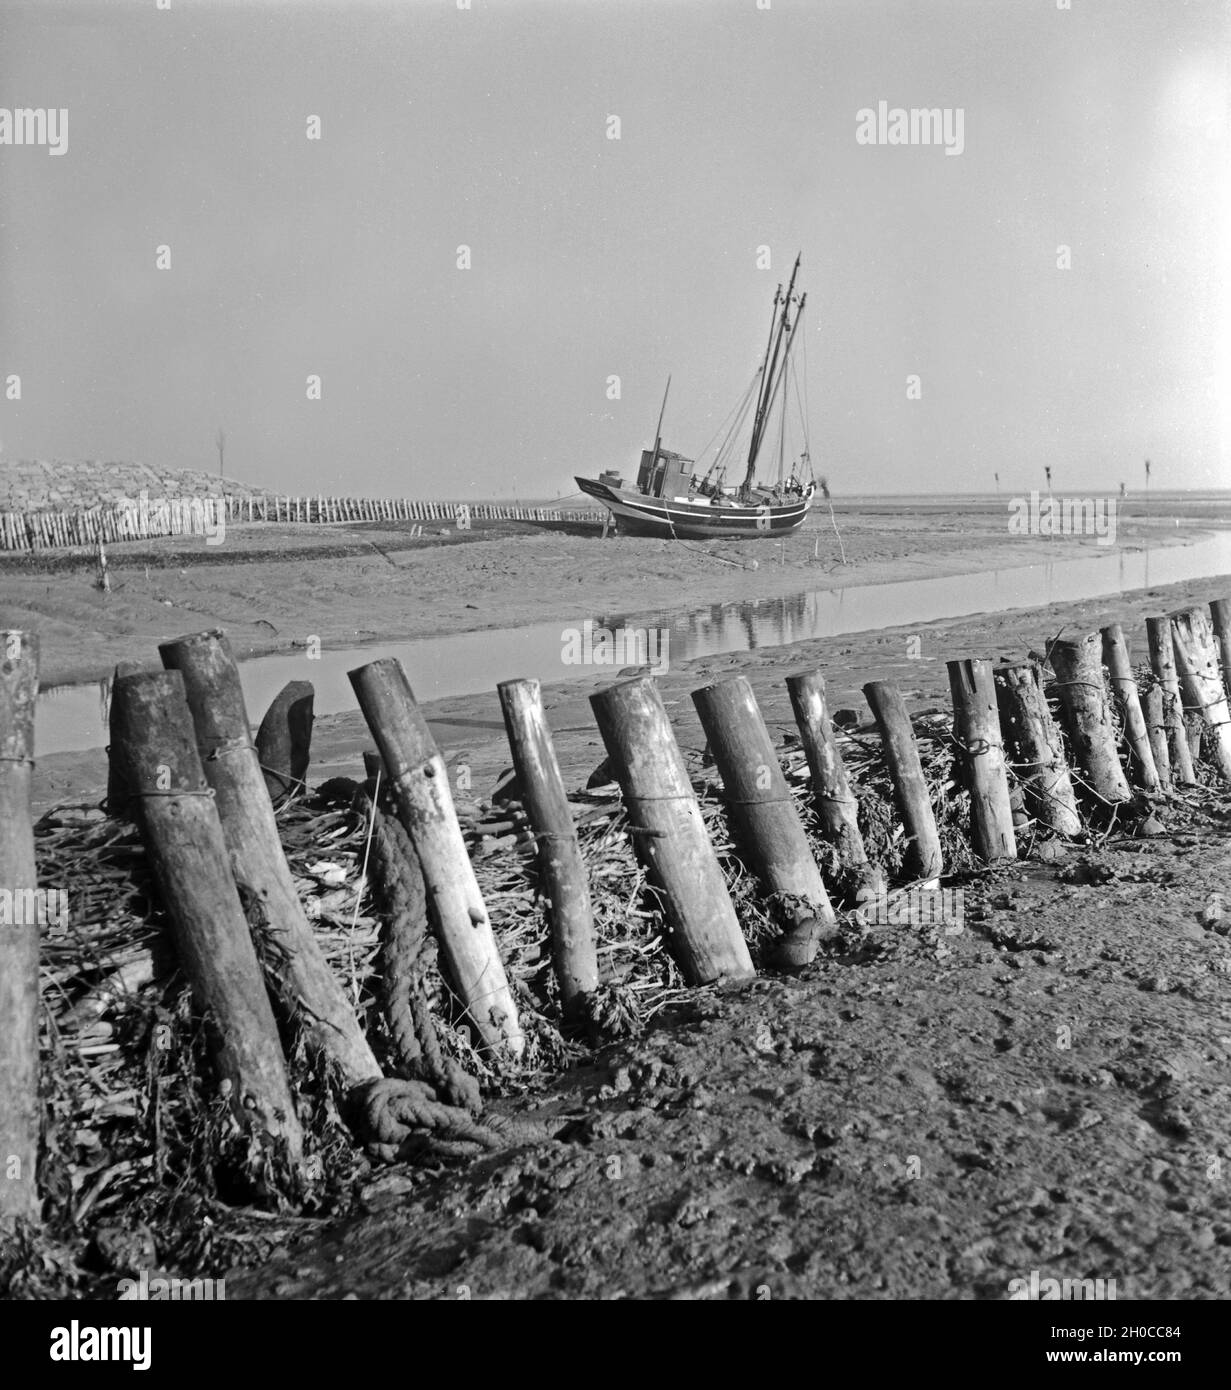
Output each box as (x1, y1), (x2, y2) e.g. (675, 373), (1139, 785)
(577, 255), (817, 540)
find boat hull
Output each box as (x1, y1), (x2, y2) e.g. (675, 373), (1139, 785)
(576, 477), (813, 540)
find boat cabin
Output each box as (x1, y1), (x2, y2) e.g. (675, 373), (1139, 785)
(637, 448), (694, 499)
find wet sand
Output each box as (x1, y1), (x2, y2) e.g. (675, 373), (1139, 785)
(26, 522), (1231, 818)
(0, 504), (1208, 689)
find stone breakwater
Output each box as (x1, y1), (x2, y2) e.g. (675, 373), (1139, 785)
(0, 459), (261, 513)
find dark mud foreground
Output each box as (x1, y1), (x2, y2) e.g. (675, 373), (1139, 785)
(231, 803), (1231, 1301)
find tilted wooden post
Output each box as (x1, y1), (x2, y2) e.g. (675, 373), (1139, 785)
(693, 675), (836, 924)
(1146, 616), (1196, 785)
(254, 679), (315, 805)
(497, 678), (599, 1017)
(0, 632), (40, 1224)
(590, 676), (754, 985)
(1143, 686), (1172, 789)
(946, 658), (1016, 862)
(1049, 634), (1132, 807)
(993, 663), (1081, 836)
(105, 659), (148, 819)
(349, 659), (524, 1057)
(1210, 598), (1231, 700)
(785, 670), (883, 895)
(862, 681), (942, 887)
(111, 670), (302, 1156)
(1101, 623), (1160, 792)
(160, 632), (381, 1091)
(1170, 607), (1231, 781)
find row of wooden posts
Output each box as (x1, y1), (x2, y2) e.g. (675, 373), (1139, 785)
(0, 498), (228, 553)
(0, 496), (599, 552)
(2, 597), (1230, 1221)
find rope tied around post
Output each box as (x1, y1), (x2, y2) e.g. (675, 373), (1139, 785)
(722, 793), (800, 808)
(132, 787), (216, 800)
(949, 734), (1005, 758)
(625, 789), (707, 835)
(200, 734), (256, 760)
(362, 787), (482, 1108)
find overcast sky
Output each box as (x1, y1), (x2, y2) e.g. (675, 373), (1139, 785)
(1, 0), (1227, 498)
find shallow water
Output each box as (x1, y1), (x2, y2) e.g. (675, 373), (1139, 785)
(35, 532), (1231, 756)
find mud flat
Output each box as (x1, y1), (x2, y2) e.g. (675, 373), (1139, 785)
(27, 559), (1231, 817)
(221, 567), (1231, 1302)
(10, 514), (1231, 1301)
(0, 505), (1214, 690)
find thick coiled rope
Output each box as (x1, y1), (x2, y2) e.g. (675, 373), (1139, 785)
(362, 789), (482, 1114)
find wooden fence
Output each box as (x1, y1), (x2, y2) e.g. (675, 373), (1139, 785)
(0, 495), (601, 553)
(4, 597), (1229, 1217)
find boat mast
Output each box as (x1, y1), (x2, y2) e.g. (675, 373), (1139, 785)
(744, 253), (801, 496)
(647, 374), (671, 489)
(753, 289), (807, 479)
(749, 283), (782, 469)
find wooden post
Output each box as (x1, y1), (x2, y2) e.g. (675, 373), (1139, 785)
(1101, 623), (1160, 792)
(0, 631), (40, 1224)
(497, 679), (599, 1016)
(254, 680), (315, 805)
(1170, 606), (1231, 781)
(1144, 685), (1171, 789)
(994, 663), (1082, 835)
(694, 676), (835, 920)
(786, 670), (882, 895)
(862, 681), (943, 886)
(590, 676), (754, 984)
(1049, 634), (1132, 806)
(111, 671), (303, 1155)
(349, 659), (524, 1057)
(1210, 598), (1231, 700)
(1146, 616), (1197, 784)
(946, 658), (1016, 862)
(105, 660), (149, 819)
(160, 633), (380, 1091)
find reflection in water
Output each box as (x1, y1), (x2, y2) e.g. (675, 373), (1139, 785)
(40, 676), (113, 728)
(34, 531), (1231, 758)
